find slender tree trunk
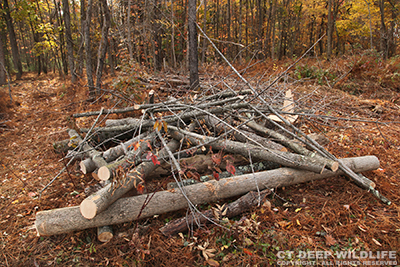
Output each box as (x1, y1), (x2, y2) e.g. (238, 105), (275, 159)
(2, 0), (23, 79)
(201, 0), (207, 64)
(0, 34), (6, 85)
(63, 0), (77, 82)
(85, 0), (95, 96)
(95, 0), (111, 93)
(227, 0), (231, 58)
(270, 0), (276, 60)
(388, 3), (396, 57)
(78, 0), (85, 76)
(127, 0), (133, 62)
(171, 0), (177, 68)
(378, 0), (388, 59)
(188, 0), (199, 89)
(364, 0), (374, 50)
(238, 0), (243, 62)
(327, 0), (333, 60)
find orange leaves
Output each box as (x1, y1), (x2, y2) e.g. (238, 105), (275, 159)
(153, 119), (167, 132)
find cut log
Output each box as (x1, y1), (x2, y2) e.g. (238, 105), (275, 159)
(79, 139), (181, 219)
(53, 139), (72, 154)
(80, 158), (98, 174)
(160, 189), (272, 236)
(97, 225), (113, 243)
(102, 131), (152, 162)
(68, 129), (108, 176)
(168, 125), (332, 173)
(35, 156), (379, 236)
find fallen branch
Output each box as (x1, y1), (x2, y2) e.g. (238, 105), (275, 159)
(240, 118), (339, 172)
(35, 155), (379, 236)
(168, 125), (332, 173)
(160, 189), (272, 236)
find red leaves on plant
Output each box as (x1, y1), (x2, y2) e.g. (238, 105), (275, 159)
(211, 150), (223, 166)
(146, 151), (160, 165)
(213, 171), (220, 181)
(146, 141), (152, 150)
(137, 184), (145, 194)
(226, 160), (236, 175)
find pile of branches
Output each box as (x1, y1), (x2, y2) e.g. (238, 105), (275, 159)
(35, 77), (389, 241)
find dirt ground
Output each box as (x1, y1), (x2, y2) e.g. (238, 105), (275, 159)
(0, 58), (400, 266)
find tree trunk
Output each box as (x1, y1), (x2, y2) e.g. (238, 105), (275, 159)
(0, 33), (6, 85)
(378, 0), (388, 59)
(85, 0), (95, 96)
(62, 0), (77, 83)
(95, 0), (111, 93)
(188, 0), (199, 89)
(35, 156), (380, 236)
(327, 0), (333, 60)
(201, 0), (207, 64)
(2, 0), (23, 79)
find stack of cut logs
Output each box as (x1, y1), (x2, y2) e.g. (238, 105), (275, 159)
(36, 85), (381, 241)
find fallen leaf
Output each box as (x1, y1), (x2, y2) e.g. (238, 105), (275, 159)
(243, 248), (253, 256)
(325, 234), (336, 246)
(206, 259), (220, 267)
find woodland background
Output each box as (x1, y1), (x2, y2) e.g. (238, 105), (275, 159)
(0, 0), (399, 85)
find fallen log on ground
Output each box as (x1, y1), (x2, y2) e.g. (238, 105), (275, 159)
(35, 155), (379, 236)
(160, 189), (272, 236)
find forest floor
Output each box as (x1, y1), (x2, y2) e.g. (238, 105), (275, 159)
(0, 56), (400, 266)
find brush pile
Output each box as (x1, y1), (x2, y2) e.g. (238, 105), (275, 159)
(35, 76), (388, 241)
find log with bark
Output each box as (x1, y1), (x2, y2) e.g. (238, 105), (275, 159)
(160, 189), (272, 236)
(35, 155), (379, 236)
(168, 125), (335, 173)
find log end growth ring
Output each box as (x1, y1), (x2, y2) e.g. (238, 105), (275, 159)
(98, 166), (111, 181)
(80, 199), (98, 219)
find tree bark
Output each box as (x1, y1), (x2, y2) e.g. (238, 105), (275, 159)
(188, 0), (199, 89)
(378, 0), (388, 59)
(2, 0), (23, 79)
(84, 0), (95, 96)
(327, 0), (333, 60)
(62, 0), (77, 82)
(95, 0), (111, 93)
(0, 33), (6, 85)
(35, 156), (380, 236)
